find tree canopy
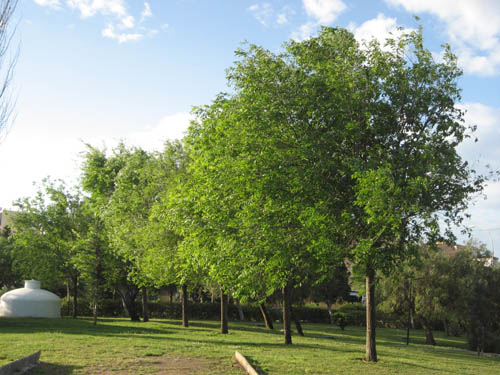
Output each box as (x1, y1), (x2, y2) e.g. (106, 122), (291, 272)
(182, 26), (484, 353)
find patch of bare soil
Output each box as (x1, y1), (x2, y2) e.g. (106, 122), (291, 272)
(88, 356), (244, 375)
(26, 356), (245, 374)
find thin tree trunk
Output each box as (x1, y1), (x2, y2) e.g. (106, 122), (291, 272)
(221, 289), (229, 334)
(236, 299), (245, 321)
(66, 281), (71, 316)
(72, 276), (78, 319)
(421, 317), (436, 345)
(92, 301), (97, 325)
(326, 300), (333, 324)
(122, 298), (130, 317)
(283, 283), (292, 345)
(181, 284), (189, 328)
(365, 268), (377, 362)
(142, 286), (149, 322)
(443, 319), (450, 337)
(259, 303), (274, 330)
(291, 306), (304, 336)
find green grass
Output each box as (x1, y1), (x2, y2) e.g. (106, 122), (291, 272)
(0, 317), (498, 374)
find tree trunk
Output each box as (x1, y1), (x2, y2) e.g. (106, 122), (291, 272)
(326, 300), (333, 324)
(365, 268), (377, 362)
(122, 298), (130, 317)
(421, 317), (436, 345)
(291, 306), (304, 336)
(119, 286), (140, 321)
(72, 275), (78, 319)
(142, 286), (149, 323)
(259, 303), (274, 330)
(283, 283), (292, 345)
(221, 289), (229, 334)
(92, 301), (98, 325)
(236, 299), (245, 321)
(443, 319), (450, 337)
(66, 281), (71, 316)
(181, 284), (189, 328)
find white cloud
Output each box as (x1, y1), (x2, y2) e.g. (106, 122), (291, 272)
(141, 2), (152, 21)
(34, 0), (61, 8)
(124, 112), (192, 151)
(386, 0), (500, 76)
(66, 0), (127, 18)
(102, 24), (142, 44)
(147, 29), (159, 38)
(118, 15), (135, 29)
(348, 13), (412, 47)
(276, 13), (288, 25)
(248, 3), (295, 28)
(291, 22), (316, 41)
(293, 0), (346, 40)
(449, 102), (500, 246)
(458, 102), (500, 168)
(303, 0), (346, 24)
(33, 0), (163, 44)
(0, 112), (192, 209)
(85, 113), (192, 152)
(248, 3), (273, 27)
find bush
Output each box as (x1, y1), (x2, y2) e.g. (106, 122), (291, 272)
(467, 328), (500, 354)
(333, 312), (347, 330)
(291, 306), (330, 323)
(336, 303), (366, 326)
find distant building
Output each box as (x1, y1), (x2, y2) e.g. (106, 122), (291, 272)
(0, 209), (14, 232)
(435, 241), (498, 267)
(435, 242), (465, 258)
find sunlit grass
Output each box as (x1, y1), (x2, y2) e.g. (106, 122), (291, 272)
(0, 317), (498, 374)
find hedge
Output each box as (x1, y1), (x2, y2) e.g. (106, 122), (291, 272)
(61, 298), (331, 322)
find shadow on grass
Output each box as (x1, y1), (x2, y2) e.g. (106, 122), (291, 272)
(25, 362), (83, 375)
(397, 360), (455, 373)
(0, 317), (171, 337)
(241, 354), (269, 375)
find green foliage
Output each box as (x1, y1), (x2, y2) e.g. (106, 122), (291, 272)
(0, 226), (20, 288)
(10, 179), (82, 290)
(377, 241), (500, 353)
(333, 312), (348, 330)
(309, 264), (351, 306)
(336, 303), (366, 327)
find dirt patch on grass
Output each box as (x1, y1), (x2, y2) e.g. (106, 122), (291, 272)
(29, 356), (244, 375)
(139, 356), (243, 375)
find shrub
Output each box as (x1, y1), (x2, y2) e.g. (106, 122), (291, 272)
(467, 328), (500, 354)
(333, 312), (347, 330)
(336, 303), (366, 326)
(291, 306), (330, 323)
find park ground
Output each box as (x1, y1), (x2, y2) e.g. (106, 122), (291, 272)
(0, 318), (499, 374)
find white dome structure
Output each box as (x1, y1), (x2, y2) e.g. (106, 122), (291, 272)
(0, 280), (61, 318)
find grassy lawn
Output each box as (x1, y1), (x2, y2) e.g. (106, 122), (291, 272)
(0, 317), (498, 374)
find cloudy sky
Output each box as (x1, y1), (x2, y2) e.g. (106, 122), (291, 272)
(1, 0), (499, 251)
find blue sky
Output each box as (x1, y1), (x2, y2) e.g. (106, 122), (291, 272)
(1, 0), (500, 252)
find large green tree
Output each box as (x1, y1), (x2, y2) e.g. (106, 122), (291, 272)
(184, 26), (483, 356)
